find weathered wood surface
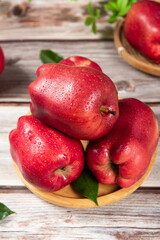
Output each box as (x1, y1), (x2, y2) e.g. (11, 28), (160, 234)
(0, 105), (160, 187)
(0, 0), (113, 41)
(0, 0), (160, 236)
(0, 40), (160, 103)
(0, 189), (160, 239)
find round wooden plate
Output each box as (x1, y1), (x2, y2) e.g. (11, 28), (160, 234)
(114, 18), (160, 76)
(12, 143), (157, 209)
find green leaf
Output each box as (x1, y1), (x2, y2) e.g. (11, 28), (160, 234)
(104, 4), (116, 12)
(104, 1), (117, 12)
(85, 16), (92, 26)
(28, 0), (32, 2)
(118, 5), (130, 16)
(72, 166), (99, 206)
(40, 50), (64, 64)
(117, 0), (128, 10)
(95, 9), (100, 19)
(88, 2), (94, 16)
(104, 0), (138, 22)
(117, 0), (123, 9)
(0, 203), (15, 220)
(92, 20), (97, 34)
(120, 0), (129, 9)
(108, 13), (117, 23)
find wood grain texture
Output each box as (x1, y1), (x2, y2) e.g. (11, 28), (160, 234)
(0, 0), (159, 236)
(0, 105), (160, 188)
(0, 0), (113, 41)
(0, 189), (160, 239)
(0, 40), (160, 103)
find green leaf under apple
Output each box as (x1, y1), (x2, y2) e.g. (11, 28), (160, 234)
(72, 166), (99, 206)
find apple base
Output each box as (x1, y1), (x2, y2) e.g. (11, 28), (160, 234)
(12, 148), (157, 209)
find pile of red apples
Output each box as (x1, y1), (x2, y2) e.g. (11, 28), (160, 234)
(9, 56), (159, 193)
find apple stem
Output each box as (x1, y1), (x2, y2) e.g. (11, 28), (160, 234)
(100, 106), (116, 115)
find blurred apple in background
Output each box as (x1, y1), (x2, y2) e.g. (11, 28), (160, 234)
(124, 0), (160, 63)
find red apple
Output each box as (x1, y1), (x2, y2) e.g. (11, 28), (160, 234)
(86, 98), (159, 188)
(124, 0), (160, 63)
(28, 63), (119, 140)
(9, 115), (84, 191)
(0, 46), (5, 74)
(59, 56), (102, 72)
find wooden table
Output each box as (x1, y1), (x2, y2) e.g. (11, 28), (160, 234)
(0, 1), (160, 239)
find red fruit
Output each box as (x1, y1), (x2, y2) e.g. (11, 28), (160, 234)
(86, 98), (159, 188)
(0, 46), (5, 74)
(9, 115), (84, 191)
(59, 56), (102, 72)
(124, 0), (160, 63)
(28, 63), (119, 140)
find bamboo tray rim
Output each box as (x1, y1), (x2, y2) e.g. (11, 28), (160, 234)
(114, 18), (160, 77)
(12, 148), (157, 209)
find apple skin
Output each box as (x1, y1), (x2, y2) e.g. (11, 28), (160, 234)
(124, 0), (160, 63)
(59, 56), (102, 72)
(9, 115), (84, 192)
(28, 63), (119, 140)
(86, 98), (159, 188)
(0, 46), (5, 74)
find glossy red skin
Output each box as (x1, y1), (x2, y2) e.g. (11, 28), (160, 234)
(0, 47), (5, 74)
(124, 0), (160, 63)
(9, 115), (84, 191)
(59, 56), (102, 72)
(28, 63), (119, 140)
(86, 98), (159, 188)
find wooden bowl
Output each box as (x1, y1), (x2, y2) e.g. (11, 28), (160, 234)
(12, 142), (157, 209)
(114, 18), (160, 76)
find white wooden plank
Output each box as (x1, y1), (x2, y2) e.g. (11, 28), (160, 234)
(0, 105), (160, 187)
(0, 189), (160, 239)
(0, 0), (113, 41)
(0, 105), (29, 186)
(0, 41), (160, 103)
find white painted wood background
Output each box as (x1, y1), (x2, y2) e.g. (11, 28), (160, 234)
(0, 0), (160, 239)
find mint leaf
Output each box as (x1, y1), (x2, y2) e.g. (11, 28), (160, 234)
(85, 17), (92, 26)
(0, 203), (15, 220)
(119, 0), (129, 9)
(117, 0), (127, 10)
(104, 4), (116, 12)
(92, 20), (97, 34)
(85, 2), (100, 34)
(119, 5), (130, 16)
(108, 14), (117, 23)
(40, 50), (64, 64)
(104, 1), (117, 12)
(104, 0), (138, 23)
(72, 166), (99, 206)
(117, 0), (129, 16)
(95, 9), (100, 19)
(88, 2), (94, 16)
